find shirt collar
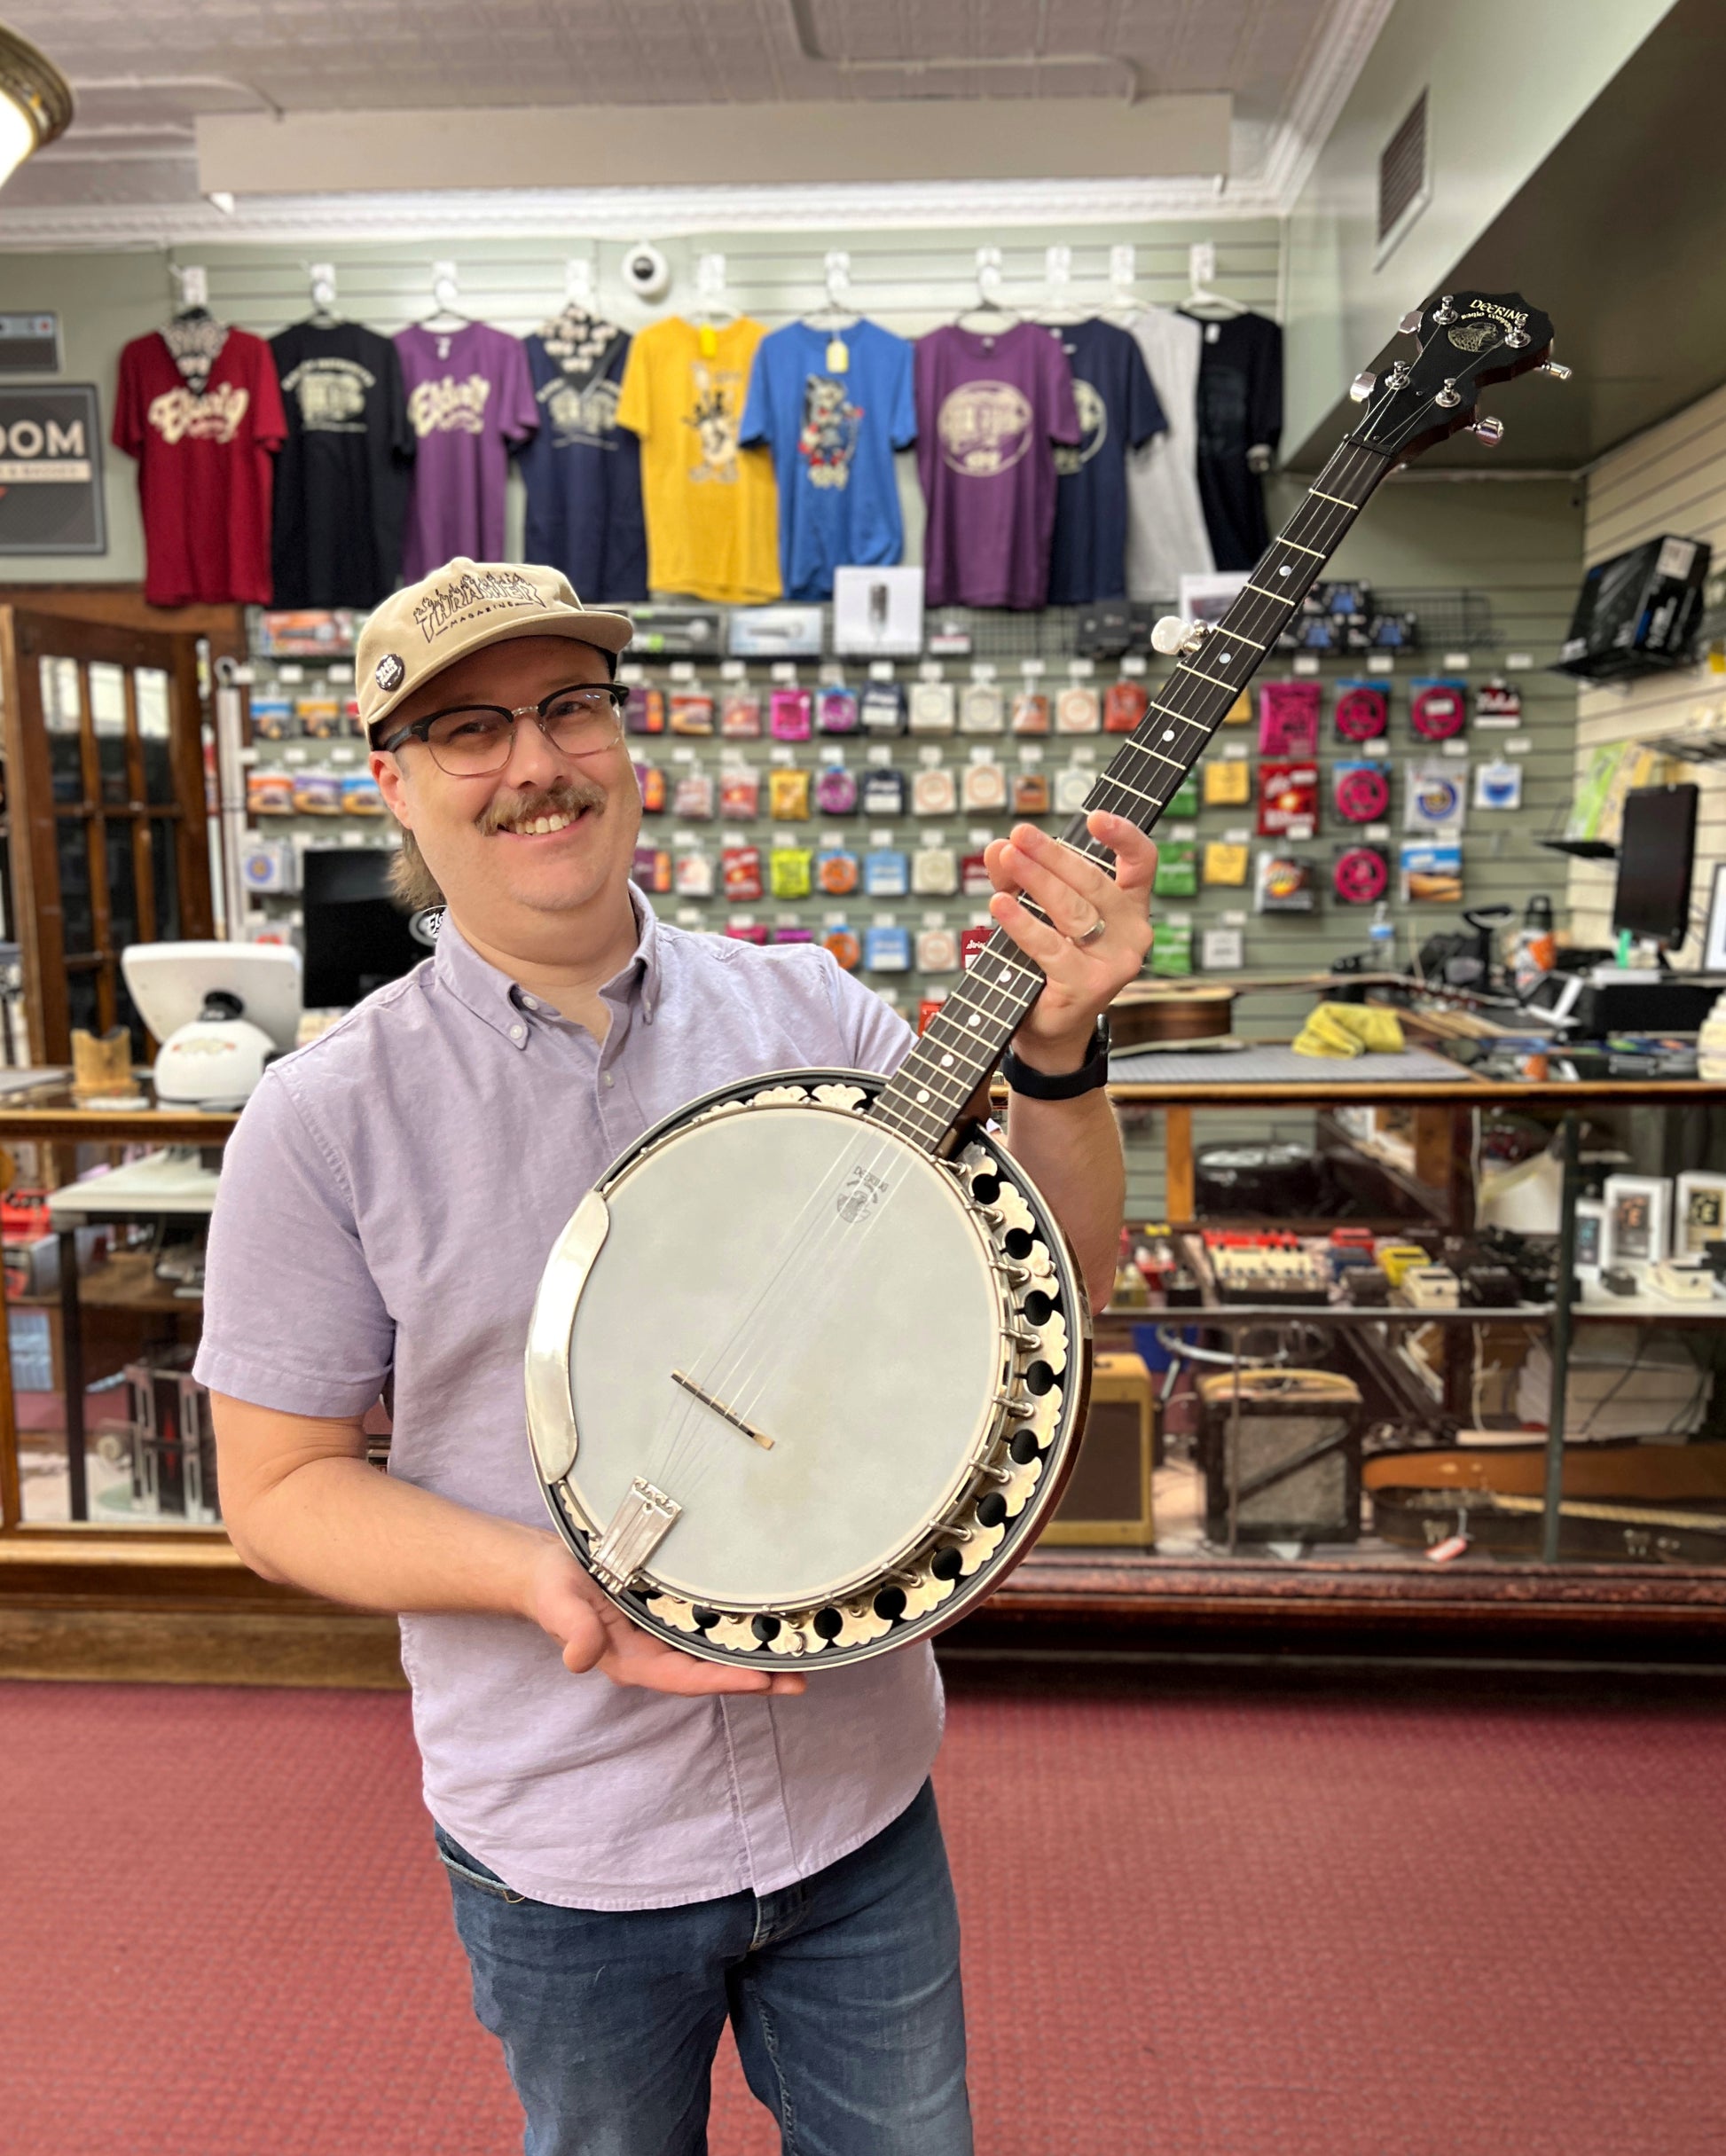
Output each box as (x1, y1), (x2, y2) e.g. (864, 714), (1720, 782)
(433, 885), (662, 1047)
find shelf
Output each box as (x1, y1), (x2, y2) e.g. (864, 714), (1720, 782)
(1538, 836), (1617, 861)
(1641, 731), (1726, 767)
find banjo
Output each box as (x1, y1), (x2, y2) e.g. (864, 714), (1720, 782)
(526, 288), (1561, 1668)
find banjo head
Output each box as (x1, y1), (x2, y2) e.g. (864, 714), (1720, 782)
(527, 1071), (1091, 1667)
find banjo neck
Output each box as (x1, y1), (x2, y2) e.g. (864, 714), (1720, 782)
(870, 434), (1397, 1156)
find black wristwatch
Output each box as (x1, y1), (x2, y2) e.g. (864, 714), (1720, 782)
(1000, 1017), (1111, 1101)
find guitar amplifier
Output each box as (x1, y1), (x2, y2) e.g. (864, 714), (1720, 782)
(1196, 1369), (1361, 1544)
(1042, 1352), (1154, 1547)
(1556, 535), (1711, 681)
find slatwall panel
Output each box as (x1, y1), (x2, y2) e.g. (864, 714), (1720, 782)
(1568, 381), (1726, 965)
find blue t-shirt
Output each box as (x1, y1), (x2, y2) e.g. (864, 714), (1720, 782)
(519, 325), (647, 602)
(740, 319), (917, 601)
(1047, 318), (1166, 605)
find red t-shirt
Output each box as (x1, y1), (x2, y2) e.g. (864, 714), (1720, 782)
(113, 329), (287, 607)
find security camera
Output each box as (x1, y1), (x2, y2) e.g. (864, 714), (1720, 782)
(621, 241), (671, 303)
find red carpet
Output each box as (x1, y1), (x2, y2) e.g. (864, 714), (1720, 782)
(4, 1662), (1724, 2154)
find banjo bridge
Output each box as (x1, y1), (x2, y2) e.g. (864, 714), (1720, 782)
(591, 1476), (682, 1593)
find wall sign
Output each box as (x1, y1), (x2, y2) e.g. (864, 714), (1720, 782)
(0, 384), (106, 554)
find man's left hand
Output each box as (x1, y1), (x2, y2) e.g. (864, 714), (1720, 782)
(984, 811), (1155, 1072)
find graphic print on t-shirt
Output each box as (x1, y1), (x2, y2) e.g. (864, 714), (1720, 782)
(147, 384), (249, 445)
(938, 381), (1032, 476)
(539, 372), (623, 451)
(281, 357), (373, 432)
(408, 375), (491, 436)
(800, 375), (861, 489)
(1054, 378), (1107, 476)
(686, 365), (743, 483)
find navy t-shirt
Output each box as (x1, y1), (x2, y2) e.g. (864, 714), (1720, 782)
(519, 323), (647, 602)
(740, 319), (917, 601)
(1047, 318), (1166, 606)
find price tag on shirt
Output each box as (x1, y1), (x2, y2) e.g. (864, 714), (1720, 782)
(827, 337), (850, 373)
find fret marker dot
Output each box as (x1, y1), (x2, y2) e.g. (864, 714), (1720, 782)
(1163, 729), (1175, 741)
(968, 1014), (982, 1028)
(1220, 652), (1234, 664)
(940, 1054), (954, 1068)
(916, 1088), (930, 1104)
(1278, 566), (1291, 576)
(997, 967), (1011, 982)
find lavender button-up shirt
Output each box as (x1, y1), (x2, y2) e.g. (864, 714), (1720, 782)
(194, 899), (946, 1910)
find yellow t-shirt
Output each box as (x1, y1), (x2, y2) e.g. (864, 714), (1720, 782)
(615, 318), (781, 606)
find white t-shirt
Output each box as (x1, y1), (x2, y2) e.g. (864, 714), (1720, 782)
(1123, 306), (1214, 603)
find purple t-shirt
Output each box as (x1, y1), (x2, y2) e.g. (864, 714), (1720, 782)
(395, 323), (537, 582)
(914, 322), (1081, 610)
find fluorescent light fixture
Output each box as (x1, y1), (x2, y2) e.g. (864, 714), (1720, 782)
(0, 21), (74, 188)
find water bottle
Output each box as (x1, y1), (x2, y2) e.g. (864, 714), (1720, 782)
(1368, 902), (1397, 974)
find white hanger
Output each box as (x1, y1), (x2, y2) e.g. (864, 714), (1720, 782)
(1102, 242), (1142, 325)
(804, 249), (859, 333)
(418, 259), (470, 330)
(307, 262), (341, 327)
(954, 246), (1017, 333)
(1182, 240), (1249, 318)
(693, 251), (737, 327)
(170, 263), (210, 318)
(563, 257), (596, 311)
(1032, 242), (1089, 327)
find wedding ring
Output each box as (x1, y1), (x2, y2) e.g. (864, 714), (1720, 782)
(1071, 915), (1108, 947)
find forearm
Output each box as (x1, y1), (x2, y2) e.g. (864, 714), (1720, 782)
(219, 1417), (545, 1619)
(1003, 1086), (1125, 1311)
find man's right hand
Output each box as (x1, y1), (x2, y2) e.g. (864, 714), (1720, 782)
(522, 1537), (806, 1697)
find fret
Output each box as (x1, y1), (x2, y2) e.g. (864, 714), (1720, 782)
(1244, 582), (1289, 602)
(1083, 769), (1158, 811)
(1174, 662), (1245, 691)
(1281, 538), (1326, 557)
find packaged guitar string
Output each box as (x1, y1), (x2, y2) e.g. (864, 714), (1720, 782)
(769, 687), (812, 741)
(1404, 760), (1466, 833)
(860, 681), (907, 734)
(627, 685), (666, 735)
(1221, 687), (1252, 726)
(249, 695), (296, 741)
(768, 767), (811, 820)
(773, 926), (813, 944)
(769, 845), (812, 899)
(1150, 921), (1195, 976)
(1203, 840), (1250, 886)
(1166, 771), (1200, 819)
(721, 844), (764, 902)
(1333, 682), (1389, 741)
(860, 766), (907, 817)
(341, 774), (384, 816)
(821, 925), (861, 970)
(670, 690), (714, 735)
(916, 927), (961, 972)
(961, 851), (992, 895)
(672, 771), (715, 819)
(719, 688), (762, 738)
(673, 846), (715, 897)
(1256, 851), (1317, 913)
(297, 694), (342, 738)
(1474, 678), (1523, 727)
(864, 923), (913, 971)
(1055, 764), (1094, 814)
(292, 772), (343, 814)
(718, 765), (760, 819)
(1203, 758), (1251, 808)
(239, 835), (296, 892)
(909, 680), (956, 734)
(1202, 926), (1244, 969)
(818, 686), (859, 735)
(1103, 679), (1148, 733)
(961, 760), (1008, 812)
(1011, 771), (1051, 816)
(912, 844), (960, 896)
(812, 764), (859, 816)
(1400, 838), (1463, 903)
(1257, 680), (1322, 757)
(1332, 843), (1391, 905)
(912, 765), (958, 816)
(864, 848), (910, 897)
(959, 924), (995, 968)
(960, 680), (1005, 734)
(814, 847), (860, 895)
(632, 759), (666, 813)
(1474, 759), (1522, 810)
(1332, 760), (1391, 824)
(1009, 690), (1050, 735)
(632, 844), (672, 894)
(1153, 839), (1198, 899)
(725, 921), (770, 945)
(1055, 685), (1101, 734)
(1257, 760), (1319, 836)
(1408, 678), (1467, 741)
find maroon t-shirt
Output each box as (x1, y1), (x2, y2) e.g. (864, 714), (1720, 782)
(914, 323), (1080, 610)
(113, 328), (287, 607)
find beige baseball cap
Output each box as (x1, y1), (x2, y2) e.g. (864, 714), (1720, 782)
(356, 558), (635, 742)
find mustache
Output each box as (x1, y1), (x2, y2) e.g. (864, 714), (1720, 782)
(477, 777), (607, 835)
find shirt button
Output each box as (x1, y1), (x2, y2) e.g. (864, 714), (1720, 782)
(602, 1071), (615, 1088)
(509, 1022), (526, 1043)
(521, 995), (538, 1011)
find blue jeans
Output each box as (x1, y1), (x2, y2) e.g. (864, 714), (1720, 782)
(435, 1780), (973, 2156)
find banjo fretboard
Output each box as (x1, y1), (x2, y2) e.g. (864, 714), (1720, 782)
(871, 435), (1396, 1154)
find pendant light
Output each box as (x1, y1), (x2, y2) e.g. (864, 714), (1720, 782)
(0, 22), (74, 188)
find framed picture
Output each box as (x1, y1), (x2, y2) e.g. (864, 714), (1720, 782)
(1702, 861), (1726, 973)
(1674, 1171), (1726, 1257)
(1573, 1197), (1606, 1280)
(1602, 1174), (1670, 1269)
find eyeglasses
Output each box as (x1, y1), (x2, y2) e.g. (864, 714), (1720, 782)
(379, 683), (631, 776)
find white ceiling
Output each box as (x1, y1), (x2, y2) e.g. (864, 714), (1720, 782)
(0, 0), (1391, 227)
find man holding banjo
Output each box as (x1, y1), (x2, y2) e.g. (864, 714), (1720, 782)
(199, 558), (1153, 2156)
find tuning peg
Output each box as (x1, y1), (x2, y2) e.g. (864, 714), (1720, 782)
(1432, 294), (1456, 325)
(1471, 416), (1505, 446)
(1398, 306), (1424, 336)
(1150, 615), (1208, 657)
(1541, 361), (1573, 381)
(1348, 369), (1377, 404)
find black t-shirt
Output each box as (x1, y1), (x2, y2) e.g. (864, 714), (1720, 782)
(1182, 310), (1283, 572)
(1047, 318), (1165, 606)
(269, 320), (413, 609)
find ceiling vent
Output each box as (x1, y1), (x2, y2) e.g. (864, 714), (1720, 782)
(1376, 90), (1429, 259)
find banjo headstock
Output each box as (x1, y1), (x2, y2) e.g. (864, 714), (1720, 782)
(1346, 289), (1562, 466)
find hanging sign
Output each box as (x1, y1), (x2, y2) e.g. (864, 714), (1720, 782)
(0, 384), (106, 554)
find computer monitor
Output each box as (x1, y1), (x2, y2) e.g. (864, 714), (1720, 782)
(1612, 784), (1699, 948)
(302, 848), (428, 1007)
